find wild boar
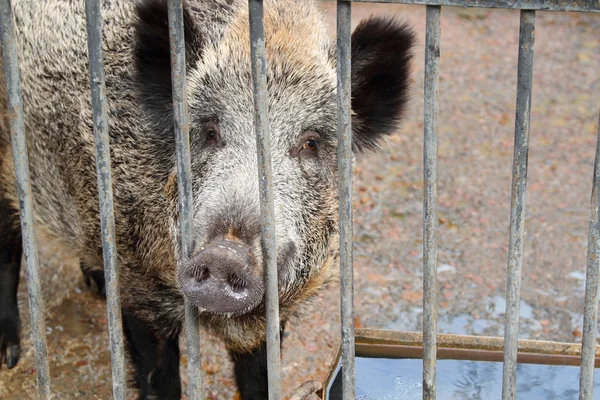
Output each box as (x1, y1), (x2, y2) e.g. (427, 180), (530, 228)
(0, 0), (414, 398)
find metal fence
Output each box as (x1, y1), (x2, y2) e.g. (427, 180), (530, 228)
(0, 0), (599, 399)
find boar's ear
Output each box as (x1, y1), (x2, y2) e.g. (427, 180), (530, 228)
(134, 0), (203, 130)
(350, 17), (415, 152)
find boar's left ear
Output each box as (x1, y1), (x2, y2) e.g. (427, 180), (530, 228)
(350, 17), (415, 152)
(134, 0), (204, 131)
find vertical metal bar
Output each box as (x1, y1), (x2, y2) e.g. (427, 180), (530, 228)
(166, 1), (202, 398)
(83, 1), (126, 399)
(502, 9), (535, 400)
(248, 1), (282, 399)
(423, 5), (440, 400)
(336, 2), (355, 399)
(0, 1), (51, 398)
(579, 112), (600, 400)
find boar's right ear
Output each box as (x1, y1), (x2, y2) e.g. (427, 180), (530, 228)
(134, 0), (203, 132)
(350, 17), (415, 152)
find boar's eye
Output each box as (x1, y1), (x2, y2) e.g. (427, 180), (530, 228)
(303, 139), (317, 151)
(291, 131), (321, 159)
(203, 121), (221, 147)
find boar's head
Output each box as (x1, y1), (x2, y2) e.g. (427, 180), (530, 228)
(134, 0), (414, 351)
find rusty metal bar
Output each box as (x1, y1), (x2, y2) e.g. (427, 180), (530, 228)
(166, 0), (202, 398)
(83, 0), (126, 398)
(336, 2), (355, 399)
(355, 329), (600, 357)
(353, 330), (600, 369)
(423, 5), (441, 400)
(349, 0), (599, 13)
(0, 1), (51, 398)
(502, 9), (535, 400)
(248, 1), (282, 399)
(579, 112), (600, 400)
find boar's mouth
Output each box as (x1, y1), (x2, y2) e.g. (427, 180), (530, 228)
(179, 239), (265, 316)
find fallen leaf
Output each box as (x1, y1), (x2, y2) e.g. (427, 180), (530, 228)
(498, 113), (511, 126)
(402, 291), (423, 303)
(367, 274), (388, 284)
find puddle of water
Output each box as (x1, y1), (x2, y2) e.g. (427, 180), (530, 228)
(387, 306), (423, 332)
(49, 296), (104, 337)
(488, 295), (534, 319)
(437, 264), (456, 274)
(327, 357), (600, 400)
(569, 269), (587, 294)
(388, 295), (539, 337)
(438, 313), (496, 336)
(438, 296), (539, 337)
(570, 270), (587, 281)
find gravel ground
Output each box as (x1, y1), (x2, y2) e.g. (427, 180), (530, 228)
(1, 2), (599, 399)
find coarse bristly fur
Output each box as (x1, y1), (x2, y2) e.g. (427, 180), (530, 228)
(0, 0), (415, 398)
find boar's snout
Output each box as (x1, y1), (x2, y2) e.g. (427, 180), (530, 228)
(179, 239), (264, 315)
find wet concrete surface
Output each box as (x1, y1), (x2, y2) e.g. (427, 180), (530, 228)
(1, 1), (599, 399)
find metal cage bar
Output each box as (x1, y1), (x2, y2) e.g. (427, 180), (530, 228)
(422, 5), (440, 400)
(501, 9), (535, 400)
(248, 1), (283, 399)
(336, 2), (356, 399)
(0, 1), (51, 399)
(579, 113), (600, 400)
(166, 0), (203, 398)
(350, 0), (599, 13)
(83, 0), (126, 399)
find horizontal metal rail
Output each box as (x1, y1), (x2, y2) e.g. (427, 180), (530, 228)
(350, 0), (600, 13)
(0, 0), (51, 399)
(356, 329), (600, 357)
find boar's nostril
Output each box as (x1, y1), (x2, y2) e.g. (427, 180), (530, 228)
(198, 268), (210, 282)
(180, 240), (263, 315)
(227, 273), (247, 293)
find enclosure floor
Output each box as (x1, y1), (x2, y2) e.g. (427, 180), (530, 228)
(1, 2), (599, 399)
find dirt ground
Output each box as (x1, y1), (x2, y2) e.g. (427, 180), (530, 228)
(1, 1), (599, 399)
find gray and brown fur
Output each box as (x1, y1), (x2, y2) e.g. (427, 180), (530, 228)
(0, 0), (414, 398)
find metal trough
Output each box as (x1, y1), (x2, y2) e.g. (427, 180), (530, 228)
(321, 329), (600, 399)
